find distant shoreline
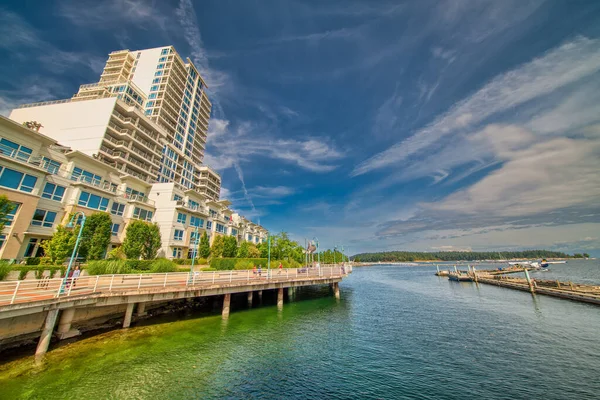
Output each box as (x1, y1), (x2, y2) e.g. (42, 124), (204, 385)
(353, 258), (572, 266)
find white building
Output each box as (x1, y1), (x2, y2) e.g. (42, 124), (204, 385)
(10, 45), (214, 197)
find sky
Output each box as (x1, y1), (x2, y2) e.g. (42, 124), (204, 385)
(1, 0), (600, 256)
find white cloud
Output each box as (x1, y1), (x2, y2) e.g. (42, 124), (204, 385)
(352, 37), (600, 176)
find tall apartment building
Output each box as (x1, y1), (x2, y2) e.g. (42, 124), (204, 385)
(10, 46), (215, 198)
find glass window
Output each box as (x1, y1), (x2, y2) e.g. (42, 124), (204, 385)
(161, 48), (169, 55)
(231, 229), (238, 236)
(207, 221), (213, 230)
(190, 216), (204, 228)
(216, 223), (225, 233)
(173, 229), (184, 241)
(133, 207), (153, 222)
(0, 138), (32, 161)
(0, 167), (37, 192)
(173, 194), (182, 201)
(154, 71), (163, 77)
(111, 223), (120, 236)
(4, 203), (20, 226)
(148, 93), (157, 99)
(31, 209), (57, 228)
(146, 101), (155, 107)
(111, 202), (125, 216)
(42, 182), (66, 201)
(177, 212), (187, 224)
(78, 191), (109, 211)
(152, 78), (160, 84)
(0, 234), (6, 250)
(24, 238), (37, 257)
(71, 167), (101, 184)
(159, 57), (167, 62)
(42, 157), (61, 174)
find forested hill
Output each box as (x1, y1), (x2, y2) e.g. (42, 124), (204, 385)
(351, 250), (571, 262)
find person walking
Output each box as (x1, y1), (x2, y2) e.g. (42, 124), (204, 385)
(278, 262), (283, 274)
(258, 265), (262, 278)
(253, 265), (257, 277)
(72, 265), (81, 288)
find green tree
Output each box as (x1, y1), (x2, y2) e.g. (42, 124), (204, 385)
(237, 241), (250, 258)
(583, 253), (590, 258)
(0, 196), (14, 233)
(143, 223), (162, 260)
(247, 243), (261, 258)
(79, 212), (112, 260)
(257, 241), (269, 258)
(210, 235), (225, 258)
(223, 236), (238, 257)
(198, 231), (210, 258)
(41, 225), (77, 264)
(122, 220), (147, 259)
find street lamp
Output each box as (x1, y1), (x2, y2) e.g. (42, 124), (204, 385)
(59, 211), (86, 295)
(267, 232), (271, 276)
(313, 237), (320, 267)
(190, 226), (199, 275)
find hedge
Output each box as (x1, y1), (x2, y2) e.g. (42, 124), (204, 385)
(173, 258), (208, 265)
(210, 258), (268, 270)
(9, 265), (65, 280)
(87, 259), (177, 275)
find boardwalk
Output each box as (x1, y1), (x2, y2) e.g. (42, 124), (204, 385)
(0, 266), (351, 357)
(0, 266), (351, 307)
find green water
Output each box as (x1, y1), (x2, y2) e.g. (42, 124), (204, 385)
(1, 260), (599, 399)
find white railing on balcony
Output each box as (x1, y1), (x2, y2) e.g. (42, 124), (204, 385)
(16, 99), (72, 109)
(0, 266), (352, 306)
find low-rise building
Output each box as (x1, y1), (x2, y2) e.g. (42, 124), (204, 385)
(0, 116), (266, 261)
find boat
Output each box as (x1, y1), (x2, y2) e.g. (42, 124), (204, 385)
(540, 259), (549, 268)
(547, 261), (567, 264)
(448, 272), (473, 282)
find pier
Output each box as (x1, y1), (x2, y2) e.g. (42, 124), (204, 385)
(0, 266), (351, 357)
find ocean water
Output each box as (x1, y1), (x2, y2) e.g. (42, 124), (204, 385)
(0, 260), (598, 399)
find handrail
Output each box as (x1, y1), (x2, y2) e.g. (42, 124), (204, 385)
(0, 266), (352, 306)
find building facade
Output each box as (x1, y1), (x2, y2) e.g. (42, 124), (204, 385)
(0, 116), (266, 261)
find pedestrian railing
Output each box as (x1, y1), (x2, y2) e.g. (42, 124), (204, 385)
(0, 266), (352, 306)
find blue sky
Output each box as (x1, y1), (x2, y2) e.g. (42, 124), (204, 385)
(2, 0), (600, 256)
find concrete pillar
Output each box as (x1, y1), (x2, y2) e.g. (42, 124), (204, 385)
(333, 282), (340, 300)
(35, 308), (59, 358)
(123, 303), (135, 328)
(57, 308), (80, 340)
(277, 288), (284, 309)
(258, 290), (263, 303)
(247, 291), (253, 307)
(222, 294), (231, 319)
(287, 287), (294, 299)
(137, 302), (147, 317)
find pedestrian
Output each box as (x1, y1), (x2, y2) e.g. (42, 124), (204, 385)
(253, 265), (257, 276)
(72, 265), (81, 288)
(258, 265), (262, 277)
(278, 262), (283, 274)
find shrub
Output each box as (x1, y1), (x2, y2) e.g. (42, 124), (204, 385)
(40, 257), (51, 265)
(210, 258), (268, 270)
(150, 258), (177, 273)
(18, 268), (30, 280)
(87, 260), (132, 275)
(234, 259), (254, 270)
(0, 261), (11, 281)
(202, 267), (217, 272)
(196, 258), (208, 265)
(107, 246), (126, 260)
(25, 257), (41, 265)
(124, 260), (154, 271)
(172, 258), (187, 265)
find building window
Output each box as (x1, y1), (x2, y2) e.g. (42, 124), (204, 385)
(173, 229), (184, 241)
(71, 167), (101, 185)
(133, 207), (153, 221)
(177, 212), (187, 224)
(216, 223), (225, 234)
(207, 221), (212, 230)
(0, 234), (5, 250)
(42, 157), (61, 174)
(0, 138), (32, 161)
(173, 194), (182, 201)
(0, 167), (37, 193)
(190, 216), (204, 228)
(111, 202), (125, 216)
(148, 93), (157, 99)
(42, 182), (66, 201)
(154, 71), (163, 77)
(146, 101), (155, 107)
(111, 223), (120, 236)
(78, 191), (109, 211)
(172, 247), (182, 258)
(152, 78), (160, 84)
(231, 229), (238, 236)
(31, 209), (57, 228)
(161, 48), (169, 55)
(24, 238), (38, 258)
(4, 203), (20, 226)
(247, 234), (252, 241)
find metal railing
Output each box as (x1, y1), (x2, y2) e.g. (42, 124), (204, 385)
(0, 266), (352, 306)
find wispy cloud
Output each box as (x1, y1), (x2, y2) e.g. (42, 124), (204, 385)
(353, 37), (600, 176)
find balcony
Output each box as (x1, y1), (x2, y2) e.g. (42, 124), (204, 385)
(70, 175), (117, 194)
(122, 192), (155, 206)
(103, 136), (129, 148)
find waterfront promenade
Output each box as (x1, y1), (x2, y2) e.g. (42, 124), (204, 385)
(0, 266), (351, 357)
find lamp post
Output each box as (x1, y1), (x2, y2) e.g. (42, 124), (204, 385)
(267, 233), (271, 275)
(313, 237), (320, 268)
(59, 211), (86, 295)
(190, 226), (199, 275)
(333, 246), (337, 266)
